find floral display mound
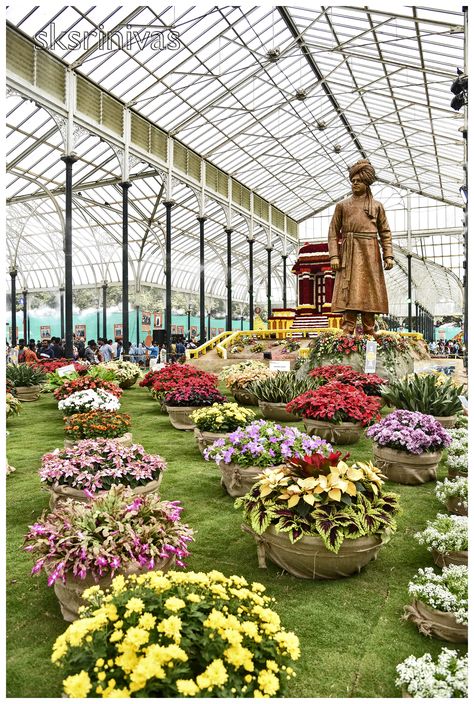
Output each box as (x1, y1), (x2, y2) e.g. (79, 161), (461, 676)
(63, 410), (131, 442)
(382, 373), (465, 426)
(305, 330), (416, 381)
(237, 452), (400, 579)
(403, 565), (467, 643)
(191, 403), (255, 454)
(435, 477), (468, 516)
(395, 648), (467, 698)
(309, 365), (385, 397)
(102, 360), (141, 388)
(287, 381), (380, 444)
(24, 486), (193, 621)
(58, 388), (121, 415)
(414, 514), (468, 568)
(367, 410), (452, 485)
(39, 438), (167, 504)
(53, 375), (122, 401)
(445, 428), (468, 479)
(51, 569), (300, 698)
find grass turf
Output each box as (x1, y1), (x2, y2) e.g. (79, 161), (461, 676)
(6, 385), (467, 698)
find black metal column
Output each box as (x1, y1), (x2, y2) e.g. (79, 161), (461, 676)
(136, 305), (140, 346)
(96, 308), (100, 340)
(198, 217), (206, 343)
(10, 268), (17, 346)
(60, 287), (65, 340)
(187, 308), (191, 340)
(266, 246), (273, 318)
(164, 201), (174, 350)
(22, 289), (28, 343)
(60, 155), (78, 359)
(414, 302), (419, 333)
(225, 228), (233, 332)
(407, 253), (413, 332)
(248, 238), (254, 331)
(102, 283), (108, 340)
(282, 254), (288, 309)
(120, 181), (132, 357)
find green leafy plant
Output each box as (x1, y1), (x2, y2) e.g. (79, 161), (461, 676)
(6, 392), (22, 418)
(249, 371), (320, 403)
(382, 374), (465, 416)
(6, 363), (46, 387)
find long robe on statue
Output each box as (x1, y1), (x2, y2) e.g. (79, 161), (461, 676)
(328, 196), (393, 313)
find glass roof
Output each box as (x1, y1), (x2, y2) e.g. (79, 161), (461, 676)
(5, 4), (466, 315)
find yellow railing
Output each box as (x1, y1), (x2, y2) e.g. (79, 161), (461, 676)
(185, 331), (233, 359)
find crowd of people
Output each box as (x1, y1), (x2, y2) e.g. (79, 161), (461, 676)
(428, 339), (463, 357)
(6, 334), (199, 367)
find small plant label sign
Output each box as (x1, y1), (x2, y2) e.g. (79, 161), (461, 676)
(364, 340), (377, 373)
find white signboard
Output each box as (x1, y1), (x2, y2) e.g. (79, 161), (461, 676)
(56, 364), (76, 377)
(269, 360), (291, 372)
(364, 341), (377, 374)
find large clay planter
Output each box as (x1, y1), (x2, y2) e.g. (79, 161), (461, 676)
(166, 405), (206, 430)
(64, 432), (133, 450)
(194, 428), (230, 456)
(232, 388), (259, 406)
(446, 496), (468, 516)
(432, 415), (457, 429)
(258, 401), (299, 423)
(119, 377), (139, 389)
(47, 475), (163, 510)
(219, 463), (286, 498)
(245, 524), (382, 579)
(403, 600), (467, 643)
(14, 385), (41, 402)
(52, 556), (175, 622)
(372, 444), (441, 485)
(447, 468), (467, 480)
(431, 547), (468, 568)
(303, 419), (362, 445)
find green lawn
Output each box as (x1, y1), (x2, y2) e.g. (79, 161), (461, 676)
(6, 386), (466, 698)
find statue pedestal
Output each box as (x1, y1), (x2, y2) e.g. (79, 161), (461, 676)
(303, 347), (414, 383)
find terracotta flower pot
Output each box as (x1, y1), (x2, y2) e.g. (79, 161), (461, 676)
(446, 495), (468, 516)
(119, 377), (138, 389)
(372, 444), (441, 485)
(194, 428), (230, 456)
(165, 405), (207, 430)
(403, 600), (468, 643)
(432, 415), (457, 429)
(64, 432), (133, 450)
(14, 384), (41, 402)
(219, 463), (286, 498)
(431, 547), (468, 569)
(47, 475), (163, 510)
(303, 419), (362, 445)
(232, 388), (259, 406)
(52, 556), (175, 622)
(244, 524), (382, 579)
(258, 401), (300, 423)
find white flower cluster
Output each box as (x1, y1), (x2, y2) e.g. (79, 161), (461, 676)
(414, 514), (468, 553)
(407, 565), (468, 625)
(58, 389), (121, 414)
(395, 648), (468, 697)
(435, 477), (468, 507)
(445, 429), (468, 474)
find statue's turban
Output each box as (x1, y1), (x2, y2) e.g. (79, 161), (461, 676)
(348, 160), (376, 186)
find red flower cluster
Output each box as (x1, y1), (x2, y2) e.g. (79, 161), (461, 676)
(287, 449), (349, 477)
(53, 376), (123, 401)
(336, 337), (359, 355)
(310, 365), (385, 396)
(164, 385), (226, 407)
(139, 364), (218, 394)
(286, 381), (381, 425)
(34, 358), (70, 373)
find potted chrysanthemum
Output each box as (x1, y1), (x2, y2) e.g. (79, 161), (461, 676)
(367, 410), (452, 484)
(414, 514), (468, 568)
(403, 565), (467, 643)
(51, 569), (300, 697)
(445, 428), (468, 479)
(205, 419), (333, 497)
(63, 409), (132, 448)
(236, 452), (400, 579)
(23, 486), (193, 621)
(190, 402), (256, 455)
(435, 476), (468, 517)
(39, 438), (166, 507)
(102, 359), (141, 388)
(286, 381), (381, 444)
(57, 388), (121, 415)
(395, 648), (467, 698)
(164, 384), (226, 430)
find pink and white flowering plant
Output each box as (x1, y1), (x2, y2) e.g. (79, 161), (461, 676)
(39, 438), (167, 492)
(23, 485), (193, 584)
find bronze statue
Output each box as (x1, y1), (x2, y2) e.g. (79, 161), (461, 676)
(328, 159), (394, 335)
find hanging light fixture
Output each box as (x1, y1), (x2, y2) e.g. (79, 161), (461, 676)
(295, 88), (308, 101)
(266, 48), (280, 62)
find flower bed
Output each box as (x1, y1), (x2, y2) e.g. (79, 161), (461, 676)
(367, 410), (452, 454)
(308, 330), (412, 373)
(39, 438), (166, 493)
(63, 410), (131, 441)
(287, 381), (380, 425)
(51, 569), (300, 698)
(58, 389), (121, 415)
(395, 648), (468, 698)
(139, 363), (217, 391)
(53, 375), (122, 401)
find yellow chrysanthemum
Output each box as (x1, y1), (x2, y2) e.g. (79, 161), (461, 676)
(124, 597), (145, 616)
(275, 631), (301, 660)
(176, 679), (200, 696)
(122, 626), (150, 649)
(157, 615), (182, 642)
(196, 659), (228, 691)
(138, 612), (157, 630)
(258, 669), (280, 696)
(186, 593), (202, 603)
(103, 688), (130, 698)
(62, 671), (92, 698)
(224, 644), (254, 672)
(164, 596), (187, 612)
